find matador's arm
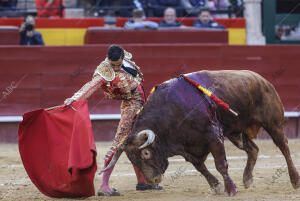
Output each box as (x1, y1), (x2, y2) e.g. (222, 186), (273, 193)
(68, 74), (104, 101)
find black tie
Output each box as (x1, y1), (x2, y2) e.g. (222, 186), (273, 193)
(121, 65), (137, 77)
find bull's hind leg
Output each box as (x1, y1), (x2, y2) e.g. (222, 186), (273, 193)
(227, 132), (259, 189)
(241, 134), (259, 188)
(265, 126), (300, 189)
(209, 141), (237, 196)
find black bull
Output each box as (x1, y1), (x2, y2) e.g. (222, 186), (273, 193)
(104, 70), (300, 196)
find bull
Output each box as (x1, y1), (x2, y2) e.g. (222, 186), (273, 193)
(103, 70), (300, 196)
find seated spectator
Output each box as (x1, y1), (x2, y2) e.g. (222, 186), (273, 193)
(181, 0), (229, 17)
(192, 8), (225, 29)
(119, 0), (147, 17)
(207, 0), (229, 18)
(0, 0), (17, 10)
(90, 0), (146, 17)
(20, 15), (45, 46)
(36, 0), (65, 18)
(207, 0), (228, 10)
(229, 0), (243, 17)
(148, 0), (183, 17)
(93, 0), (120, 17)
(280, 23), (300, 41)
(180, 0), (206, 16)
(77, 0), (97, 17)
(124, 9), (158, 30)
(104, 15), (117, 28)
(159, 7), (183, 28)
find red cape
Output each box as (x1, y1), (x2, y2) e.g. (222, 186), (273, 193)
(18, 100), (97, 198)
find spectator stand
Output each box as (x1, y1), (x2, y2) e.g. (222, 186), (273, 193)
(0, 0), (245, 45)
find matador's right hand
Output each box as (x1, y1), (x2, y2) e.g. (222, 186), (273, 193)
(64, 98), (74, 106)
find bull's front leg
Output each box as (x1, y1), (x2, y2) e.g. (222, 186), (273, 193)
(209, 141), (237, 196)
(192, 162), (222, 194)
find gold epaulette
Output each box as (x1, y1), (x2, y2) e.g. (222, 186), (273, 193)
(124, 50), (132, 59)
(94, 61), (115, 81)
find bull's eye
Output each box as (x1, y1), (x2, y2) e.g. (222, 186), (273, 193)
(141, 149), (151, 160)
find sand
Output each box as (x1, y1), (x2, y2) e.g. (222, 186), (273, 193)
(1, 139), (300, 201)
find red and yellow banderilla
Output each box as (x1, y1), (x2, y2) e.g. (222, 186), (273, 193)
(182, 75), (238, 116)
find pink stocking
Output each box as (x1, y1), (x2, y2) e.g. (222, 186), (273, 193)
(100, 165), (114, 192)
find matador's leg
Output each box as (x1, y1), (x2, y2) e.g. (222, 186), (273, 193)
(100, 99), (145, 193)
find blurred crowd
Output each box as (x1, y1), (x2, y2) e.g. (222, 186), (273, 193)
(0, 0), (244, 18)
(87, 0), (243, 18)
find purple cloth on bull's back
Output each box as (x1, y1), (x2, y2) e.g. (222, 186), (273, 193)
(18, 100), (97, 198)
(165, 73), (216, 108)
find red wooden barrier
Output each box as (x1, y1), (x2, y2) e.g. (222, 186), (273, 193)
(0, 44), (299, 115)
(0, 44), (299, 142)
(84, 29), (228, 44)
(0, 26), (20, 45)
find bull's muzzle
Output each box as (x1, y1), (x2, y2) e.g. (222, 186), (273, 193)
(147, 174), (162, 186)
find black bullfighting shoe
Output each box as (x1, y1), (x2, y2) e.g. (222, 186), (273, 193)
(136, 183), (163, 191)
(97, 188), (120, 196)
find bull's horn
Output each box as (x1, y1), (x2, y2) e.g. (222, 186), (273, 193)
(99, 147), (123, 174)
(137, 129), (156, 149)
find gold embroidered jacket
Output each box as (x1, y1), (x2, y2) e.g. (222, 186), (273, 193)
(70, 51), (143, 101)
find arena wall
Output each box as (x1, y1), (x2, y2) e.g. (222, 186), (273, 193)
(0, 44), (299, 142)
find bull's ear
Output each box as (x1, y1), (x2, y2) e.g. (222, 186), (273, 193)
(123, 135), (138, 151)
(125, 135), (135, 145)
(125, 133), (146, 148)
(135, 132), (148, 144)
(124, 135), (143, 152)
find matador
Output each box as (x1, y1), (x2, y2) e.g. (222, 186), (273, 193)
(64, 45), (162, 196)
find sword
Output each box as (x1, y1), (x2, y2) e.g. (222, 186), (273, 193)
(45, 104), (77, 112)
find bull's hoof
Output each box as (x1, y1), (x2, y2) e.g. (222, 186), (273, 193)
(292, 178), (300, 189)
(211, 183), (223, 194)
(243, 173), (253, 189)
(243, 177), (253, 189)
(225, 182), (237, 196)
(225, 187), (237, 197)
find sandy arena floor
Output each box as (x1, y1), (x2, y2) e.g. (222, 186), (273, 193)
(1, 139), (300, 201)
